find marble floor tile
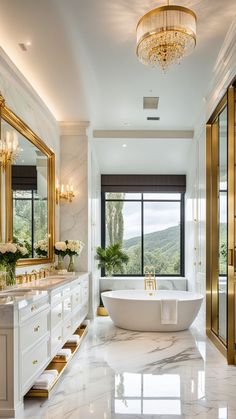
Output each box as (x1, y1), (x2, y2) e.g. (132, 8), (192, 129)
(22, 317), (236, 419)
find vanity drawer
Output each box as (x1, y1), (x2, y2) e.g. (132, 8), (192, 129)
(51, 324), (63, 356)
(72, 309), (82, 329)
(51, 291), (63, 306)
(82, 286), (88, 302)
(62, 286), (71, 297)
(63, 318), (73, 341)
(72, 287), (81, 311)
(21, 309), (49, 351)
(63, 296), (72, 318)
(19, 296), (49, 323)
(22, 338), (49, 392)
(51, 302), (63, 329)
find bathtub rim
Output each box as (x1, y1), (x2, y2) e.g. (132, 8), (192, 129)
(101, 289), (204, 302)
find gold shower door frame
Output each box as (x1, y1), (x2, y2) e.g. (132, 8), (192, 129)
(206, 86), (236, 364)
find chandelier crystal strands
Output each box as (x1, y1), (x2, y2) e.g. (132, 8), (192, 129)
(136, 1), (197, 71)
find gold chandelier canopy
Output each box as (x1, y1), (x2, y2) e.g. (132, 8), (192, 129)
(136, 5), (197, 71)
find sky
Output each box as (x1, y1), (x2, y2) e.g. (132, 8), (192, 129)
(123, 200), (180, 240)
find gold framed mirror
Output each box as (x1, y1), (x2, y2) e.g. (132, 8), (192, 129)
(0, 94), (55, 266)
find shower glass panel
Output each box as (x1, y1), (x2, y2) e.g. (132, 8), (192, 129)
(218, 106), (228, 342)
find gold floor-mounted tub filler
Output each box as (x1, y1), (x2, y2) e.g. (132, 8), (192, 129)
(144, 267), (157, 291)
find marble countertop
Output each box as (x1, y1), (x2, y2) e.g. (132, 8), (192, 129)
(100, 276), (187, 280)
(0, 272), (88, 307)
(0, 290), (48, 308)
(16, 271), (88, 291)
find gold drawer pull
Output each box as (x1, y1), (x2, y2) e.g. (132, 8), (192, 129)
(34, 325), (40, 332)
(58, 312), (62, 318)
(31, 305), (37, 312)
(32, 360), (38, 365)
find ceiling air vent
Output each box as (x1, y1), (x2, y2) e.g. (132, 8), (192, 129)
(147, 116), (160, 121)
(18, 43), (28, 51)
(143, 96), (159, 109)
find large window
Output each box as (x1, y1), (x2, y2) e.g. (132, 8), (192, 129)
(102, 192), (184, 276)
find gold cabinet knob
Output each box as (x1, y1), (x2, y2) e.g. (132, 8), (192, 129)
(34, 325), (40, 332)
(58, 336), (62, 340)
(31, 304), (37, 312)
(32, 360), (38, 365)
(58, 312), (62, 318)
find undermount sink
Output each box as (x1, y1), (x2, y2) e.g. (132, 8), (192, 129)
(3, 289), (33, 294)
(0, 290), (35, 297)
(18, 276), (70, 290)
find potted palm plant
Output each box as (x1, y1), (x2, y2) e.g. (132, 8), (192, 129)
(96, 243), (129, 316)
(96, 243), (129, 277)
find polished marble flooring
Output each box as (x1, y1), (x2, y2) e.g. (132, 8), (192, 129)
(23, 316), (236, 419)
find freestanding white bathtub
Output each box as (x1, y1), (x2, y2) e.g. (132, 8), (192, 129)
(102, 290), (203, 332)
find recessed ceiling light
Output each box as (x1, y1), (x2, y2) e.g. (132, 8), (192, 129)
(122, 144), (127, 148)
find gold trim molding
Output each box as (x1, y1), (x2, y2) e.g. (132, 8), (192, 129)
(0, 92), (55, 266)
(206, 86), (236, 365)
(136, 5), (197, 29)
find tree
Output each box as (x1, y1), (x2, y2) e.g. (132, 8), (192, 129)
(106, 193), (125, 246)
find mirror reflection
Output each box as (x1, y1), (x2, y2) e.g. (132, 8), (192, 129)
(3, 121), (49, 259)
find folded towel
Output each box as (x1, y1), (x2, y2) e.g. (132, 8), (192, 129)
(32, 373), (57, 390)
(82, 319), (90, 326)
(44, 369), (59, 378)
(56, 348), (72, 358)
(66, 334), (80, 344)
(160, 299), (178, 324)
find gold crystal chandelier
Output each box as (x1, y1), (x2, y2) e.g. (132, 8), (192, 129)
(136, 1), (197, 71)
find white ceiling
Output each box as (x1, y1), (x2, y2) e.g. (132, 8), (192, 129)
(0, 0), (235, 131)
(93, 137), (192, 174)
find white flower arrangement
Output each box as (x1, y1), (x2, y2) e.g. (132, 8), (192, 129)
(66, 240), (84, 256)
(0, 242), (29, 264)
(54, 241), (67, 257)
(34, 238), (48, 257)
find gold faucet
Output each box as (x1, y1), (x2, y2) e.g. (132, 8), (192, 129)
(144, 271), (157, 291)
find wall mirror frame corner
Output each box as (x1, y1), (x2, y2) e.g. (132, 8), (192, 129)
(0, 93), (55, 266)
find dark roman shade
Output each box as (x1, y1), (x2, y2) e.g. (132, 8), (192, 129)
(101, 174), (186, 193)
(12, 165), (37, 191)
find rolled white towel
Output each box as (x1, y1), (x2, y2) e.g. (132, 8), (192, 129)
(56, 348), (72, 358)
(160, 299), (178, 324)
(32, 373), (57, 390)
(44, 369), (59, 378)
(82, 320), (90, 326)
(66, 334), (80, 344)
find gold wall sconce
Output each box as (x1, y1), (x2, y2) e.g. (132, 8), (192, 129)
(56, 181), (75, 204)
(0, 130), (20, 170)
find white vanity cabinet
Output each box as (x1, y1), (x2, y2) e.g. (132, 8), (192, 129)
(0, 272), (89, 418)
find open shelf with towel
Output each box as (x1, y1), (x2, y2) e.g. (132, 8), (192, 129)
(25, 322), (89, 398)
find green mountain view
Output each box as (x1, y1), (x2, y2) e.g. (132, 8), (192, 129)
(122, 225), (181, 275)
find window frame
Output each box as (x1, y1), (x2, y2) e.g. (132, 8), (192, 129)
(101, 192), (185, 277)
(13, 189), (48, 258)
